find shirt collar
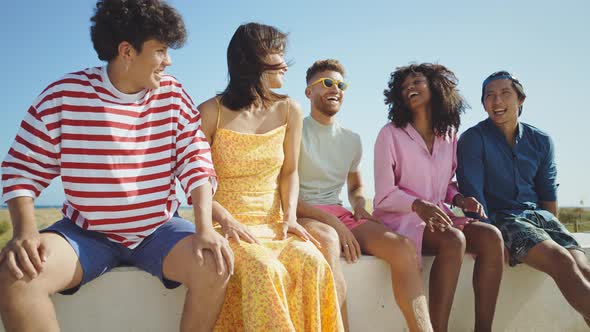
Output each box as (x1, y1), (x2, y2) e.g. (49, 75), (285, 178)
(401, 123), (423, 142)
(100, 66), (147, 103)
(515, 122), (523, 143)
(307, 115), (338, 132)
(401, 123), (452, 155)
(402, 123), (452, 142)
(483, 118), (523, 145)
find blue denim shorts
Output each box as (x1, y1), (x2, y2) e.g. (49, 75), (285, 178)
(42, 214), (195, 295)
(493, 209), (582, 266)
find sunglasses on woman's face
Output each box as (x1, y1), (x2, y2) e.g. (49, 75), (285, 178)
(308, 77), (349, 91)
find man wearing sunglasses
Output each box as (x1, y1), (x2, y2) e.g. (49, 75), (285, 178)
(296, 59), (432, 331)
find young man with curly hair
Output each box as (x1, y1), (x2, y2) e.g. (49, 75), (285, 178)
(297, 59), (433, 332)
(457, 71), (590, 326)
(0, 1), (232, 331)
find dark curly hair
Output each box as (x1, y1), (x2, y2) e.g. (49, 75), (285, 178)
(90, 0), (187, 62)
(384, 63), (468, 136)
(220, 22), (288, 111)
(305, 59), (345, 84)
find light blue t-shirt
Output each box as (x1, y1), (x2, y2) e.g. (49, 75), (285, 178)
(298, 116), (362, 206)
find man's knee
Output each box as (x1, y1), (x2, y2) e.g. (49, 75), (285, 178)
(527, 243), (579, 277)
(303, 221), (340, 252)
(0, 261), (34, 309)
(570, 249), (590, 271)
(182, 251), (230, 290)
(547, 247), (578, 274)
(386, 236), (418, 269)
(0, 261), (13, 297)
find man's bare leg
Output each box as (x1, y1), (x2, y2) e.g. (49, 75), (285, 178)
(523, 241), (590, 321)
(569, 248), (590, 280)
(0, 233), (82, 332)
(300, 218), (349, 331)
(569, 249), (590, 327)
(163, 235), (230, 332)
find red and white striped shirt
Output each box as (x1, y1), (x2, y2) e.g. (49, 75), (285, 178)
(2, 66), (217, 248)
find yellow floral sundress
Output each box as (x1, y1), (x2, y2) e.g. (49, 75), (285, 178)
(212, 99), (343, 332)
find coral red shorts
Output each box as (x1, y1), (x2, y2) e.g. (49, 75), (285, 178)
(313, 205), (369, 230)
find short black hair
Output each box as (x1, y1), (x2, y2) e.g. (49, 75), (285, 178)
(90, 0), (187, 62)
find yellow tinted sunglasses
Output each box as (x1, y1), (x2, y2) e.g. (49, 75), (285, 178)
(308, 77), (349, 91)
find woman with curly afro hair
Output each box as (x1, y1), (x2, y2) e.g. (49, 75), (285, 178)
(373, 63), (504, 332)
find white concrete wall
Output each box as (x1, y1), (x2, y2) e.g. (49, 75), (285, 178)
(342, 237), (590, 332)
(2, 233), (590, 332)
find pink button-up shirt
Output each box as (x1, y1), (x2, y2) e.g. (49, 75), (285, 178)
(373, 123), (469, 260)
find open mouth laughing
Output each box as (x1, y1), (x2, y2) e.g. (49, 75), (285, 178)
(492, 108), (507, 116)
(326, 95), (340, 104)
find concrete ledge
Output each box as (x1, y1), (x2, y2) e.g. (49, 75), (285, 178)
(2, 234), (590, 332)
(344, 233), (590, 332)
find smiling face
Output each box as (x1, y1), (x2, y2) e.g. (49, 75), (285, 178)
(400, 72), (432, 113)
(125, 39), (172, 92)
(262, 53), (288, 89)
(306, 70), (345, 118)
(483, 79), (524, 127)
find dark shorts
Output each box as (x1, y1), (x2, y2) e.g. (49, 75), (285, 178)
(493, 209), (583, 266)
(42, 214), (195, 295)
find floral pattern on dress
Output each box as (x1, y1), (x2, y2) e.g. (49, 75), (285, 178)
(211, 116), (343, 331)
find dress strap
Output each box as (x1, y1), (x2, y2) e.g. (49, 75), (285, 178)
(215, 97), (222, 129)
(284, 98), (290, 127)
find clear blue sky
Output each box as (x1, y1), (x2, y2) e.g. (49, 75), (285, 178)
(1, 0), (588, 207)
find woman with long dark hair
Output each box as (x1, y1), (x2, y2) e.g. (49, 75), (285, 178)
(373, 63), (504, 332)
(198, 23), (343, 331)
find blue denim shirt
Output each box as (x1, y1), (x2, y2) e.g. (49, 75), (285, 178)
(456, 119), (557, 222)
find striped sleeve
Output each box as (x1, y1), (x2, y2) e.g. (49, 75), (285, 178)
(175, 87), (217, 205)
(2, 105), (61, 202)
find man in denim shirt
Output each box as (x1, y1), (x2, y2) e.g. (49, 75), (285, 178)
(457, 71), (590, 325)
